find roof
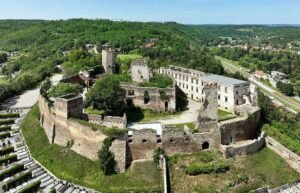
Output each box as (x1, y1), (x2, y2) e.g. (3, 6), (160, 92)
(202, 74), (248, 86)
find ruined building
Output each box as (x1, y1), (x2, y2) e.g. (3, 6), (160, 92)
(160, 65), (256, 113)
(102, 49), (116, 73)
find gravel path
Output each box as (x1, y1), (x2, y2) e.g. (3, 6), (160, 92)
(159, 99), (202, 125)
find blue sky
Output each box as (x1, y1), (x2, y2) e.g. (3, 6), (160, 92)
(0, 0), (299, 24)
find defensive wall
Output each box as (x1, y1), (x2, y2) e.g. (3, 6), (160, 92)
(39, 95), (106, 160)
(220, 132), (265, 158)
(266, 136), (300, 173)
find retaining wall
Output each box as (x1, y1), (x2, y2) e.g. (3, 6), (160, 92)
(266, 136), (300, 173)
(220, 132), (266, 158)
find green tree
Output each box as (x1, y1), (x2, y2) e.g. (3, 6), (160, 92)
(153, 147), (166, 166)
(98, 138), (116, 175)
(0, 52), (8, 63)
(85, 74), (126, 115)
(276, 81), (294, 96)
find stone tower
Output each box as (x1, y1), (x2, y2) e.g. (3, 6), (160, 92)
(196, 83), (218, 132)
(102, 49), (116, 73)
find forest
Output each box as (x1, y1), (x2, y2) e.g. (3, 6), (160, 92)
(1, 20), (300, 101)
(0, 19), (223, 101)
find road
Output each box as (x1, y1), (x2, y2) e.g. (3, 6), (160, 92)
(0, 74), (63, 110)
(215, 56), (300, 113)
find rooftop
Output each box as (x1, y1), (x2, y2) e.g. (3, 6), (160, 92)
(202, 74), (248, 86)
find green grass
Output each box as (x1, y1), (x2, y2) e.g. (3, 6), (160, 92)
(0, 76), (9, 84)
(127, 107), (180, 123)
(21, 105), (162, 193)
(218, 110), (236, 122)
(85, 107), (104, 116)
(169, 148), (300, 193)
(117, 54), (142, 62)
(263, 123), (300, 155)
(166, 122), (196, 130)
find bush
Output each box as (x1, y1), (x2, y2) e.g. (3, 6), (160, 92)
(3, 171), (32, 191)
(185, 162), (229, 175)
(0, 113), (20, 119)
(153, 148), (166, 165)
(0, 164), (24, 181)
(0, 126), (11, 132)
(98, 137), (116, 175)
(0, 154), (18, 165)
(47, 83), (84, 98)
(0, 146), (14, 156)
(17, 180), (41, 193)
(48, 188), (57, 193)
(0, 119), (15, 125)
(139, 74), (173, 88)
(0, 132), (11, 139)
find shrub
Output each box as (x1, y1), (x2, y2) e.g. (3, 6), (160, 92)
(0, 154), (18, 165)
(17, 180), (41, 193)
(0, 113), (19, 119)
(3, 171), (32, 191)
(153, 147), (166, 165)
(0, 119), (15, 125)
(48, 188), (57, 193)
(0, 126), (11, 132)
(47, 83), (84, 98)
(98, 137), (116, 175)
(139, 74), (173, 88)
(185, 162), (229, 175)
(0, 146), (14, 156)
(0, 132), (11, 139)
(0, 164), (24, 181)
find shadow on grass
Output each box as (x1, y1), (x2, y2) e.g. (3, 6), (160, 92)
(126, 107), (145, 122)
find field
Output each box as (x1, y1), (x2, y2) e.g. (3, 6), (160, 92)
(127, 107), (181, 123)
(0, 76), (9, 84)
(169, 149), (300, 193)
(218, 110), (236, 122)
(21, 105), (163, 193)
(117, 54), (142, 62)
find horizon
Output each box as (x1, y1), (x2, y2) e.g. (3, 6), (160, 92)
(1, 0), (300, 25)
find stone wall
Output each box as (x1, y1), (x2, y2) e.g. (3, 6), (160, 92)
(87, 114), (127, 129)
(219, 106), (260, 145)
(127, 127), (221, 160)
(129, 59), (152, 82)
(220, 132), (266, 158)
(196, 83), (218, 132)
(110, 139), (127, 172)
(266, 136), (300, 173)
(121, 83), (176, 112)
(39, 95), (107, 160)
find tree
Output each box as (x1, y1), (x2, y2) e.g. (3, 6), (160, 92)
(47, 83), (84, 98)
(98, 138), (116, 175)
(0, 52), (8, 63)
(276, 81), (294, 96)
(85, 74), (126, 115)
(153, 147), (166, 166)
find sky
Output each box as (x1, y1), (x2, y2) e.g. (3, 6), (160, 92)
(0, 0), (299, 24)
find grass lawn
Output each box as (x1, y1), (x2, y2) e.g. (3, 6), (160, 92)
(0, 76), (9, 84)
(218, 110), (236, 122)
(127, 107), (181, 123)
(21, 105), (163, 193)
(84, 107), (104, 116)
(263, 123), (300, 155)
(166, 122), (196, 130)
(117, 54), (142, 62)
(169, 148), (300, 193)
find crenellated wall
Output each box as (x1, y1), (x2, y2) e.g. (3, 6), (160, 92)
(87, 114), (127, 129)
